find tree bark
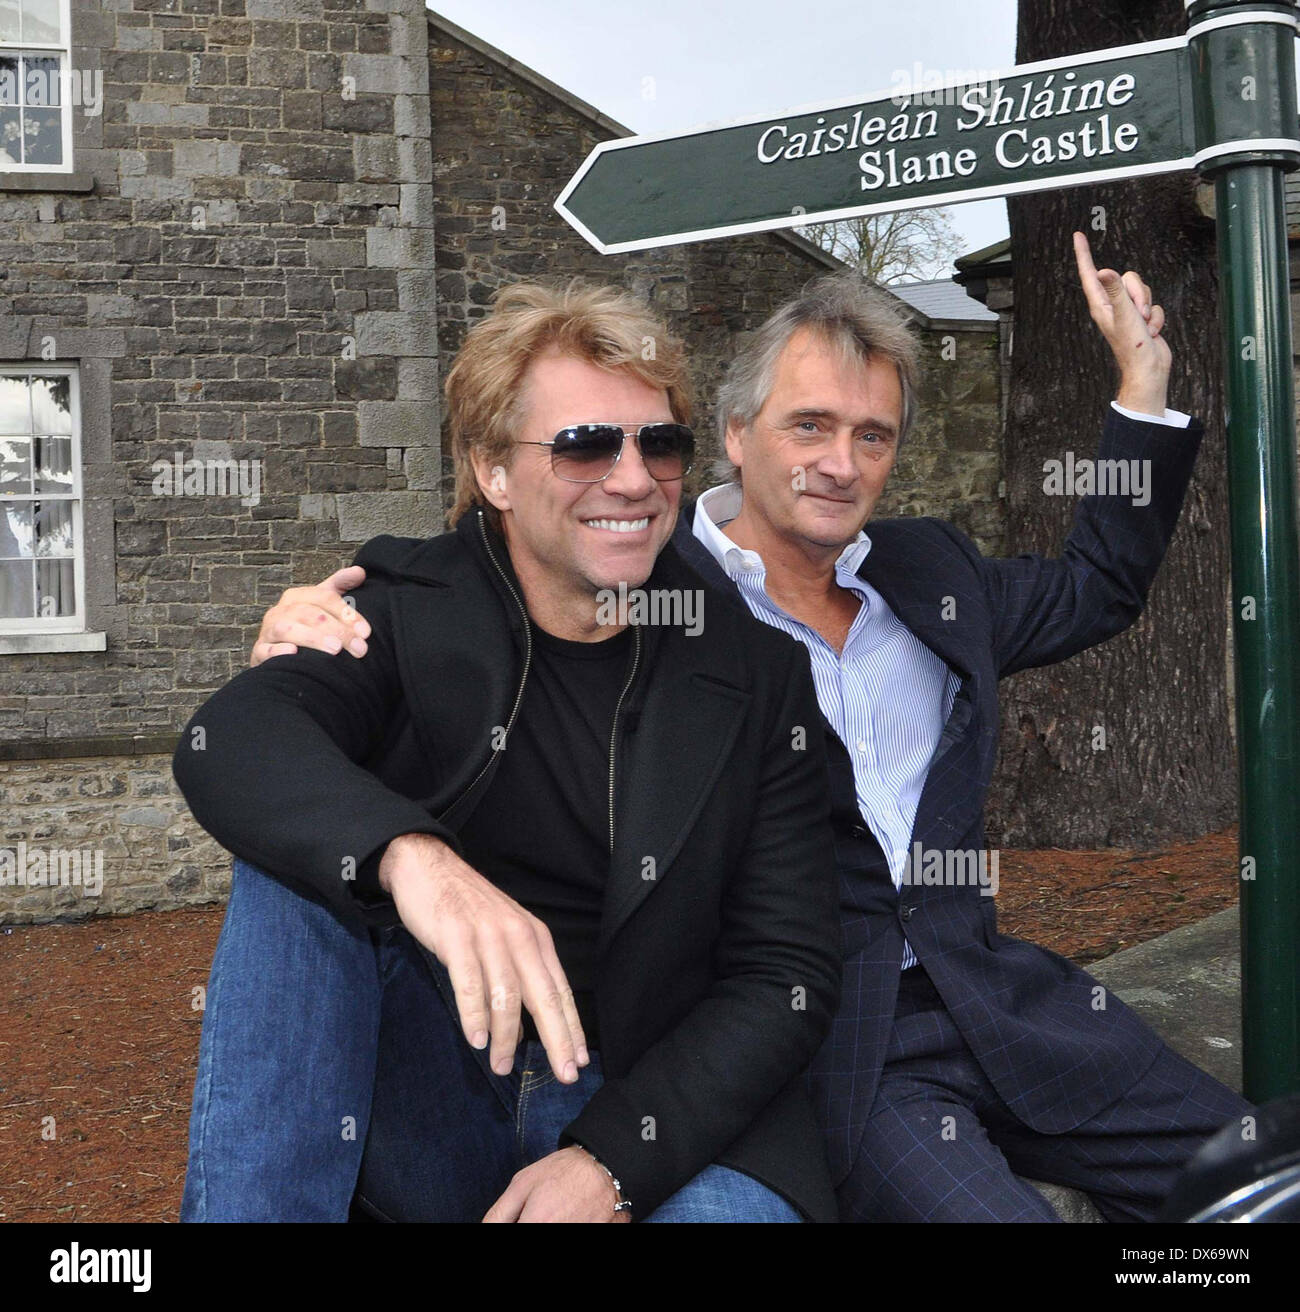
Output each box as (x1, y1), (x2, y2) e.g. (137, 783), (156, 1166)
(986, 0), (1235, 847)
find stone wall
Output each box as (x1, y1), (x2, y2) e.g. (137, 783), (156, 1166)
(879, 323), (1003, 553)
(1, 0), (436, 922)
(0, 750), (226, 922)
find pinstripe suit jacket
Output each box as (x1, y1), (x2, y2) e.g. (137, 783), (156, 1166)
(673, 406), (1205, 1184)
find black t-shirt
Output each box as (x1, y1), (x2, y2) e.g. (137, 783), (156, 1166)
(456, 623), (636, 1049)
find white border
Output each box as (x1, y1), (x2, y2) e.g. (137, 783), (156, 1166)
(556, 34), (1194, 254)
(561, 157), (1202, 256)
(0, 363), (85, 635)
(1186, 10), (1300, 40)
(0, 0), (76, 174)
(1194, 135), (1300, 167)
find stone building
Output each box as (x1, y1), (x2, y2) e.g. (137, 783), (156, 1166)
(0, 1), (1000, 923)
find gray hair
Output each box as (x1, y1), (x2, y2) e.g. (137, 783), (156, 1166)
(713, 271), (920, 483)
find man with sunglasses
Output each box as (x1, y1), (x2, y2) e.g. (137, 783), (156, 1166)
(254, 236), (1249, 1223)
(174, 280), (841, 1223)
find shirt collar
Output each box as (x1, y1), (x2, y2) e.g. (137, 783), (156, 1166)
(692, 483), (873, 579)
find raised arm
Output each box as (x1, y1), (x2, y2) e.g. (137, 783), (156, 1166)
(978, 234), (1201, 675)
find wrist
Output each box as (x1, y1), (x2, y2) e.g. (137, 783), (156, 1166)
(378, 832), (450, 894)
(1115, 373), (1168, 418)
(581, 1147), (633, 1216)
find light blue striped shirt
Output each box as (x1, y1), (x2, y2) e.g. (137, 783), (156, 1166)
(693, 483), (960, 969)
(691, 407), (1191, 969)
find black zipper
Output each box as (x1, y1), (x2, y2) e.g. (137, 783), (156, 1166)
(434, 511), (533, 824)
(607, 625), (642, 854)
(452, 508), (641, 856)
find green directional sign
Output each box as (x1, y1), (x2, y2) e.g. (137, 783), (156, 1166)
(557, 34), (1231, 254)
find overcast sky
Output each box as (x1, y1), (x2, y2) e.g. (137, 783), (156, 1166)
(428, 0), (1019, 268)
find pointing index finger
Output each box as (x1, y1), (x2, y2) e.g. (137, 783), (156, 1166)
(1072, 230), (1110, 312)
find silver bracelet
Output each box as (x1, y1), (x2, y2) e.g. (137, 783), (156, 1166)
(585, 1150), (633, 1214)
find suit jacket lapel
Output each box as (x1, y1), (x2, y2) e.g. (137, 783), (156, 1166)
(598, 569), (753, 958)
(388, 558), (522, 820)
(858, 527), (983, 850)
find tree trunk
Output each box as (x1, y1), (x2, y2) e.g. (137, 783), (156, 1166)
(986, 0), (1235, 847)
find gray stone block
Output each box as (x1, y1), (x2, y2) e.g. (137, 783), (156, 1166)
(118, 805), (171, 829)
(245, 0), (320, 16)
(125, 101), (209, 127)
(358, 400), (436, 449)
(403, 444), (437, 490)
(353, 135), (399, 183)
(172, 139), (242, 178)
(306, 238), (367, 269)
(343, 53), (428, 96)
(119, 176), (194, 202)
(393, 93), (431, 139)
(116, 26), (161, 52)
(398, 136), (433, 184)
(354, 310), (438, 356)
(399, 182), (434, 228)
(335, 183), (400, 207)
(388, 15), (429, 62)
(397, 357), (439, 401)
(336, 490), (440, 542)
(365, 226), (438, 269)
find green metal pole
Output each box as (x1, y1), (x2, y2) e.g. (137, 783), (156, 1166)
(1191, 0), (1300, 1101)
(1215, 164), (1300, 1100)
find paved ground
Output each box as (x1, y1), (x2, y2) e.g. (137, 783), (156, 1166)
(1027, 907), (1241, 1222)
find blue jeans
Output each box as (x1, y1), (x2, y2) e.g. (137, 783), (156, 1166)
(182, 859), (801, 1223)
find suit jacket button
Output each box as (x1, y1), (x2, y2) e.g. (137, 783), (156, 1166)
(900, 904), (915, 922)
(851, 824), (869, 840)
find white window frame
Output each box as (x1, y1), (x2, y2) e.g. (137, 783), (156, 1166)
(0, 0), (75, 174)
(0, 363), (86, 634)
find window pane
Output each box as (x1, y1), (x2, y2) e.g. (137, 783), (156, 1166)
(33, 435), (69, 492)
(0, 107), (19, 165)
(0, 55), (17, 106)
(21, 0), (60, 45)
(23, 55), (60, 107)
(0, 2), (18, 45)
(22, 107), (60, 165)
(0, 437), (31, 493)
(30, 374), (71, 433)
(33, 499), (72, 556)
(0, 376), (32, 433)
(0, 559), (35, 619)
(35, 556), (72, 616)
(0, 500), (33, 558)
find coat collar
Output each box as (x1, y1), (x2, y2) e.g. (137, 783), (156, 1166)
(371, 509), (754, 957)
(674, 501), (974, 681)
(674, 501), (983, 855)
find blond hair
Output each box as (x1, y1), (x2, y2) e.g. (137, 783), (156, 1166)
(445, 280), (692, 528)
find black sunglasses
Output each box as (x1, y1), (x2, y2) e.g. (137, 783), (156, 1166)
(516, 422), (695, 483)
